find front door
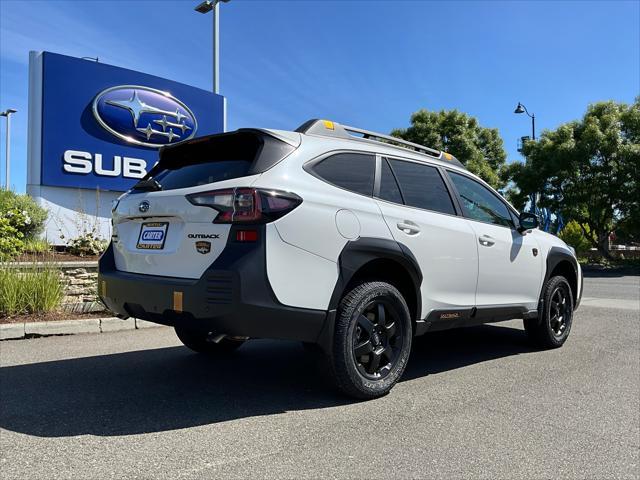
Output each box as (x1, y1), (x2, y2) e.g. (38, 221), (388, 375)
(447, 171), (543, 310)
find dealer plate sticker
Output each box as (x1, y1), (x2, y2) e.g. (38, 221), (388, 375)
(136, 222), (169, 250)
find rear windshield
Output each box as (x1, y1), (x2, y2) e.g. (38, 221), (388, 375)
(133, 131), (295, 191)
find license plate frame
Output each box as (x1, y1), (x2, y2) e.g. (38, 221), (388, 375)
(136, 222), (169, 250)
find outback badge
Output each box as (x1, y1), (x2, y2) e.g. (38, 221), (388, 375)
(195, 241), (211, 255)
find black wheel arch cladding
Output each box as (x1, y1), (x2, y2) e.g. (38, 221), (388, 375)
(544, 246), (581, 309)
(328, 237), (423, 320)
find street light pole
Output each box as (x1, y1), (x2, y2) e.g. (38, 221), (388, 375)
(0, 109), (17, 190)
(195, 0), (230, 95)
(514, 102), (535, 140)
(513, 102), (537, 213)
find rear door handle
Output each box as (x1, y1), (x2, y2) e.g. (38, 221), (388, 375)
(479, 234), (495, 247)
(397, 221), (421, 235)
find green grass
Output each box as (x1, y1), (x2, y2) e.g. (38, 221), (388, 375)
(23, 238), (51, 254)
(0, 266), (64, 316)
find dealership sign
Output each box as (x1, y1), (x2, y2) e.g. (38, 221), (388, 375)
(92, 86), (198, 148)
(31, 51), (224, 192)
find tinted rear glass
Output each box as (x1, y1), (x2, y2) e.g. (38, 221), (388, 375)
(311, 153), (375, 196)
(135, 131), (294, 191)
(388, 159), (456, 215)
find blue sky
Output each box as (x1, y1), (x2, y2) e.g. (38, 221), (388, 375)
(1, 0), (638, 193)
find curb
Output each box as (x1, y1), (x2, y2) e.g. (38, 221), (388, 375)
(0, 317), (165, 341)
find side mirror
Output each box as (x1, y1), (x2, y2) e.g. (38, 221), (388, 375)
(518, 212), (539, 233)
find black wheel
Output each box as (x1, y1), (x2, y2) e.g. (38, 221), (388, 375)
(328, 281), (412, 399)
(524, 275), (574, 349)
(174, 325), (246, 354)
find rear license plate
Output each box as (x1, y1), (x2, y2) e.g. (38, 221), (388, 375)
(137, 222), (169, 250)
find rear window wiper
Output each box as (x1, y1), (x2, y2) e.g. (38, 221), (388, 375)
(133, 178), (162, 192)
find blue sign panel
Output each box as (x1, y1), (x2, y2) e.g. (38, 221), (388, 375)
(40, 52), (224, 191)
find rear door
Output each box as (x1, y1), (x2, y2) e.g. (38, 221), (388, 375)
(374, 157), (478, 314)
(446, 170), (543, 309)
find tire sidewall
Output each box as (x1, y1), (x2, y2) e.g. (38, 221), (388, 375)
(336, 282), (412, 397)
(543, 276), (574, 347)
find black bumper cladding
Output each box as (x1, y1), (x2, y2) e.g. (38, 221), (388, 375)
(98, 226), (327, 342)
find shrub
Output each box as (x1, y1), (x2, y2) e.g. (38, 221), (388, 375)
(0, 209), (28, 259)
(67, 231), (108, 257)
(559, 221), (592, 256)
(0, 189), (48, 239)
(0, 266), (64, 316)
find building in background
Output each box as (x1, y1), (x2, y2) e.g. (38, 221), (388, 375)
(27, 51), (225, 244)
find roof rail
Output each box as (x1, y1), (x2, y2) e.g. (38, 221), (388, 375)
(295, 119), (464, 168)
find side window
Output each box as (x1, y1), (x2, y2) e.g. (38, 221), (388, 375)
(387, 159), (456, 215)
(448, 172), (514, 228)
(311, 153), (375, 196)
(378, 158), (404, 204)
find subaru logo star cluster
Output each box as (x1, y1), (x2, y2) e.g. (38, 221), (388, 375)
(138, 201), (150, 213)
(93, 85), (198, 148)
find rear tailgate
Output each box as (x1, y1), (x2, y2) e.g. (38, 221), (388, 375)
(112, 183), (254, 279)
(110, 129), (298, 279)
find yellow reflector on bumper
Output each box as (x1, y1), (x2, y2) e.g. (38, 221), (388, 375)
(173, 291), (183, 312)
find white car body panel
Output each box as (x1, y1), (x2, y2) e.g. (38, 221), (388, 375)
(467, 220), (543, 309)
(265, 224), (338, 309)
(111, 175), (261, 279)
(376, 199), (479, 314)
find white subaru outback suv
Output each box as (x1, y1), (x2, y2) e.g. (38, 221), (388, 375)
(99, 119), (582, 399)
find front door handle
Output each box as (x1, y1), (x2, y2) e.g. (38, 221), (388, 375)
(479, 234), (495, 247)
(397, 221), (421, 235)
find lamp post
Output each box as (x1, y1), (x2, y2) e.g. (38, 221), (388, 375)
(514, 102), (537, 213)
(514, 102), (535, 140)
(194, 0), (231, 95)
(0, 108), (17, 190)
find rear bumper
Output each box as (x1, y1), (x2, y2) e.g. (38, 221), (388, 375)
(98, 227), (328, 343)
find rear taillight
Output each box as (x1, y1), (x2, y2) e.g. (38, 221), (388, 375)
(186, 188), (302, 224)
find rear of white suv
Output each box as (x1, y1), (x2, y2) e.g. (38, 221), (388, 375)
(100, 129), (333, 346)
(99, 119), (582, 400)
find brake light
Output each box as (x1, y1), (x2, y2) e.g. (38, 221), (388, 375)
(186, 188), (302, 224)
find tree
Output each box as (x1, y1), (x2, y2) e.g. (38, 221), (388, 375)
(507, 98), (640, 259)
(392, 109), (508, 188)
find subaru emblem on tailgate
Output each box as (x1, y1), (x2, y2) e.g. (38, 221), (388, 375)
(92, 85), (198, 148)
(139, 201), (150, 213)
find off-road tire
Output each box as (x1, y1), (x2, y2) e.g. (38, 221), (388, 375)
(524, 275), (574, 349)
(327, 281), (412, 399)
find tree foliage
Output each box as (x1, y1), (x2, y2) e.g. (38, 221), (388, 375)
(507, 98), (640, 258)
(392, 109), (508, 188)
(558, 221), (592, 257)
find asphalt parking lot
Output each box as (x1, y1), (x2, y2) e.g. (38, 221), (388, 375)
(1, 272), (638, 479)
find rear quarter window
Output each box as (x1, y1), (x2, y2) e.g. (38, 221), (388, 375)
(308, 153), (375, 196)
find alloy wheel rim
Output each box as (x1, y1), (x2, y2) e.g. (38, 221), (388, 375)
(352, 299), (404, 380)
(549, 286), (570, 337)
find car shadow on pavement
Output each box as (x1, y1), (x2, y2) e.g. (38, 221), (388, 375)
(0, 324), (531, 438)
(404, 323), (534, 380)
